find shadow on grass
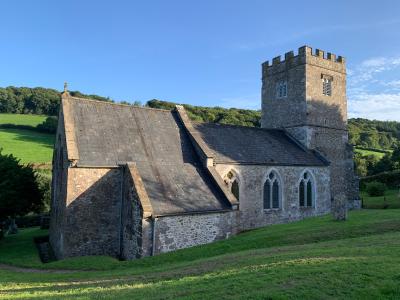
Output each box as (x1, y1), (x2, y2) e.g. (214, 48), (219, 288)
(0, 128), (54, 149)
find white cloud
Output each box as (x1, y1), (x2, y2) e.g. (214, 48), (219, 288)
(348, 56), (400, 121)
(349, 93), (400, 121)
(385, 80), (400, 89)
(349, 56), (400, 86)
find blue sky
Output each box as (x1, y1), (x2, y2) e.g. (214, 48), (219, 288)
(1, 0), (400, 120)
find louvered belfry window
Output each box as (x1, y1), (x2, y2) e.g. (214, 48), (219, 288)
(322, 75), (333, 96)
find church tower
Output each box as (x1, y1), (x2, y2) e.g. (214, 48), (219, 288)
(261, 45), (359, 205)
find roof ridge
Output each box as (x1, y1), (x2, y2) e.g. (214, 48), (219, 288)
(67, 96), (172, 112)
(193, 121), (285, 132)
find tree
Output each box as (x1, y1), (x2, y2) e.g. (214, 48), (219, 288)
(37, 116), (58, 133)
(0, 150), (44, 236)
(391, 146), (400, 170)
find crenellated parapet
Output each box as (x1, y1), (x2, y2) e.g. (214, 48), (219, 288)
(262, 45), (346, 77)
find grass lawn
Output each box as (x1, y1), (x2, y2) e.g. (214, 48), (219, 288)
(0, 113), (47, 127)
(0, 113), (54, 164)
(0, 128), (54, 163)
(1, 210), (400, 299)
(361, 188), (400, 209)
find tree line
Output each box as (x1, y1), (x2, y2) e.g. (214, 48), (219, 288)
(0, 86), (112, 115)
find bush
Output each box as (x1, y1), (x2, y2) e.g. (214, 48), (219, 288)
(36, 116), (58, 133)
(365, 181), (387, 197)
(0, 150), (44, 222)
(15, 215), (42, 228)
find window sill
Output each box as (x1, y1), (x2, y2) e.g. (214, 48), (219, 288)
(263, 208), (282, 212)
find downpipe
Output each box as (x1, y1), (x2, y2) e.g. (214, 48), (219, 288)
(151, 217), (158, 256)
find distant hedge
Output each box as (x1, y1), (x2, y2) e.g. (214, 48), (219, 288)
(361, 170), (400, 188)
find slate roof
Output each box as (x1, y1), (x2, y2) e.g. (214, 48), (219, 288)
(192, 122), (327, 166)
(66, 97), (230, 216)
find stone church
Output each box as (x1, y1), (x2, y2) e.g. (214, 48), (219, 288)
(49, 46), (360, 260)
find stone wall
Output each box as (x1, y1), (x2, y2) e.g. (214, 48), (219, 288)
(261, 46), (359, 205)
(261, 55), (307, 128)
(214, 164), (331, 230)
(61, 167), (122, 258)
(286, 126), (359, 204)
(153, 211), (239, 254)
(120, 165), (145, 260)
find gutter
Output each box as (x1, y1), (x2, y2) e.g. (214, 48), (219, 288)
(118, 167), (125, 259)
(151, 217), (158, 256)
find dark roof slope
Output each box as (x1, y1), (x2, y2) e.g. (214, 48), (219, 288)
(192, 122), (327, 166)
(67, 97), (230, 215)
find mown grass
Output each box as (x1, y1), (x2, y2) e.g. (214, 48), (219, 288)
(0, 210), (400, 299)
(0, 129), (54, 163)
(0, 113), (47, 127)
(0, 113), (54, 164)
(361, 189), (400, 209)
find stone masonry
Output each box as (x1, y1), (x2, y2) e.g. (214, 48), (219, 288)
(261, 45), (360, 208)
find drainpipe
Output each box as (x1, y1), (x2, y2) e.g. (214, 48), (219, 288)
(118, 166), (125, 260)
(151, 217), (158, 256)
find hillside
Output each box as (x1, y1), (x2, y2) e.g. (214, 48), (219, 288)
(0, 210), (400, 299)
(0, 114), (54, 164)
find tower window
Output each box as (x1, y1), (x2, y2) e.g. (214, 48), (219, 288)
(276, 80), (287, 98)
(322, 76), (332, 96)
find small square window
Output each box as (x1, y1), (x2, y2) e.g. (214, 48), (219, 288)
(276, 80), (287, 98)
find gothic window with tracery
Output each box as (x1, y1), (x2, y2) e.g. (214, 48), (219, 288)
(299, 171), (314, 207)
(263, 171), (281, 209)
(224, 170), (240, 201)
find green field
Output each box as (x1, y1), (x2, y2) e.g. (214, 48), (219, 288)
(354, 147), (391, 159)
(0, 114), (54, 164)
(1, 210), (400, 299)
(0, 113), (47, 126)
(0, 128), (54, 163)
(362, 188), (400, 209)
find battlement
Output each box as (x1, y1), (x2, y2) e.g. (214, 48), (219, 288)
(262, 46), (345, 75)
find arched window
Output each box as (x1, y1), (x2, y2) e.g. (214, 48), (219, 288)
(224, 170), (240, 201)
(263, 171), (281, 209)
(299, 171), (314, 207)
(231, 179), (239, 201)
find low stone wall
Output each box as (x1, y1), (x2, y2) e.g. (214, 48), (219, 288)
(154, 211), (239, 254)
